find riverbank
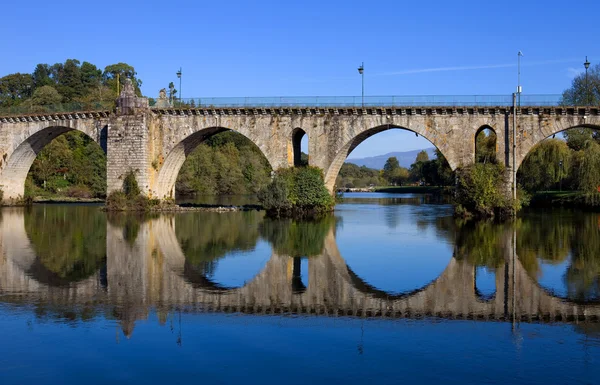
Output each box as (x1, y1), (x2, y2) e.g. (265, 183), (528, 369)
(529, 191), (600, 210)
(375, 186), (446, 194)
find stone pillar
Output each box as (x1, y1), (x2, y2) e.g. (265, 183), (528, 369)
(106, 79), (152, 196)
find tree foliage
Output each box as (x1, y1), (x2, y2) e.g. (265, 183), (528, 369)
(475, 128), (497, 164)
(518, 139), (571, 191)
(561, 63), (600, 106)
(258, 166), (335, 217)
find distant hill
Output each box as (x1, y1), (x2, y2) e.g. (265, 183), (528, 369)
(347, 147), (436, 169)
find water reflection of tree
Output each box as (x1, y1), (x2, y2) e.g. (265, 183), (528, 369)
(107, 212), (157, 246)
(453, 220), (506, 269)
(176, 211), (264, 277)
(24, 205), (106, 283)
(565, 215), (600, 301)
(259, 216), (338, 257)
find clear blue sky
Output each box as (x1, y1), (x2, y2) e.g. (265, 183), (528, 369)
(1, 0), (597, 157)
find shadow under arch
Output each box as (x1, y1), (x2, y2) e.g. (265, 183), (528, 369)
(291, 127), (307, 166)
(323, 124), (453, 192)
(0, 125), (107, 201)
(154, 126), (274, 199)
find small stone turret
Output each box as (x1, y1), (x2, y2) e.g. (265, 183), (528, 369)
(116, 78), (148, 115)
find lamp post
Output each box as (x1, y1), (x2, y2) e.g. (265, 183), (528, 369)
(176, 67), (182, 106)
(357, 62), (364, 108)
(517, 51), (523, 107)
(559, 160), (563, 192)
(584, 56), (590, 106)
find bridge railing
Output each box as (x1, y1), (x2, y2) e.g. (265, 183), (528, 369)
(167, 94), (565, 108)
(0, 101), (114, 116)
(0, 95), (571, 116)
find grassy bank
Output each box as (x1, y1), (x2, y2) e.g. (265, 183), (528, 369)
(529, 191), (600, 209)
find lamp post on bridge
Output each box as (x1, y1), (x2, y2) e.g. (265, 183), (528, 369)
(176, 67), (182, 106)
(357, 62), (364, 108)
(517, 51), (523, 107)
(584, 56), (590, 106)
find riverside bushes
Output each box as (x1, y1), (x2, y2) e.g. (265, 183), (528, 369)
(105, 170), (161, 211)
(454, 163), (517, 219)
(258, 167), (335, 218)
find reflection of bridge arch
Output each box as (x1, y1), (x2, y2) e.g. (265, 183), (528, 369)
(0, 208), (104, 298)
(1, 211), (600, 323)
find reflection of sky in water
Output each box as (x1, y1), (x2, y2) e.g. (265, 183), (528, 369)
(536, 258), (571, 298)
(335, 194), (454, 295)
(205, 240), (271, 287)
(475, 267), (496, 299)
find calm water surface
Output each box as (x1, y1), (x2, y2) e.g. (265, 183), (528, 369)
(0, 193), (599, 384)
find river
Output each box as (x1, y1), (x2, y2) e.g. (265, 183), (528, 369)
(0, 193), (599, 384)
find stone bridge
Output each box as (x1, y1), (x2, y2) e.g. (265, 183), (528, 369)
(1, 209), (599, 336)
(0, 81), (599, 202)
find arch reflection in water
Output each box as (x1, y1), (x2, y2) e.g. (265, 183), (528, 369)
(1, 207), (600, 340)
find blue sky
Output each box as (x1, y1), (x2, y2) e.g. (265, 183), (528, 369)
(1, 0), (597, 157)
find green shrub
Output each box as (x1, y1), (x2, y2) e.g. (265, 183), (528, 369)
(123, 170), (141, 198)
(455, 163), (514, 218)
(258, 167), (334, 218)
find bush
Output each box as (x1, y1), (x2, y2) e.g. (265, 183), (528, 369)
(455, 163), (514, 218)
(66, 185), (92, 198)
(258, 166), (335, 218)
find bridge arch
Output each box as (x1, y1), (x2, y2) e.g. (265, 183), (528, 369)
(323, 124), (454, 192)
(153, 126), (274, 199)
(0, 123), (106, 202)
(474, 125), (497, 164)
(291, 127), (307, 167)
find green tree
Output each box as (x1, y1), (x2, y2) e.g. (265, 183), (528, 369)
(561, 63), (600, 106)
(103, 63), (142, 96)
(0, 73), (34, 106)
(416, 150), (429, 163)
(30, 85), (63, 106)
(518, 139), (571, 192)
(383, 157), (400, 184)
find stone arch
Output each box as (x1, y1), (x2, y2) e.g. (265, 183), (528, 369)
(474, 125), (498, 164)
(0, 124), (106, 202)
(323, 124), (454, 192)
(291, 127), (307, 166)
(516, 123), (600, 170)
(153, 126), (274, 199)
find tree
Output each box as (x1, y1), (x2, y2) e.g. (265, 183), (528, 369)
(517, 139), (571, 192)
(56, 59), (84, 102)
(564, 127), (599, 151)
(383, 157), (400, 184)
(103, 63), (142, 96)
(30, 85), (62, 106)
(32, 64), (54, 88)
(416, 150), (429, 163)
(561, 63), (600, 106)
(0, 73), (34, 106)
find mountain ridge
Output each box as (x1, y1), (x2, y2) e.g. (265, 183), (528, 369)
(346, 147), (436, 169)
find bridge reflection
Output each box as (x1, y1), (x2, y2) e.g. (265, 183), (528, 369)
(1, 208), (599, 340)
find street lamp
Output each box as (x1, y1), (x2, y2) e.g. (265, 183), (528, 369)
(584, 56), (590, 106)
(517, 51), (523, 107)
(357, 62), (364, 108)
(176, 67), (182, 106)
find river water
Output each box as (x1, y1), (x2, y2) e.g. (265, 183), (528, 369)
(0, 193), (599, 384)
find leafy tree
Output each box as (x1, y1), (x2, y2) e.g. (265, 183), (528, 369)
(561, 63), (600, 106)
(30, 85), (63, 106)
(0, 73), (34, 106)
(518, 139), (571, 192)
(103, 63), (142, 96)
(416, 150), (429, 163)
(383, 157), (400, 184)
(32, 64), (54, 88)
